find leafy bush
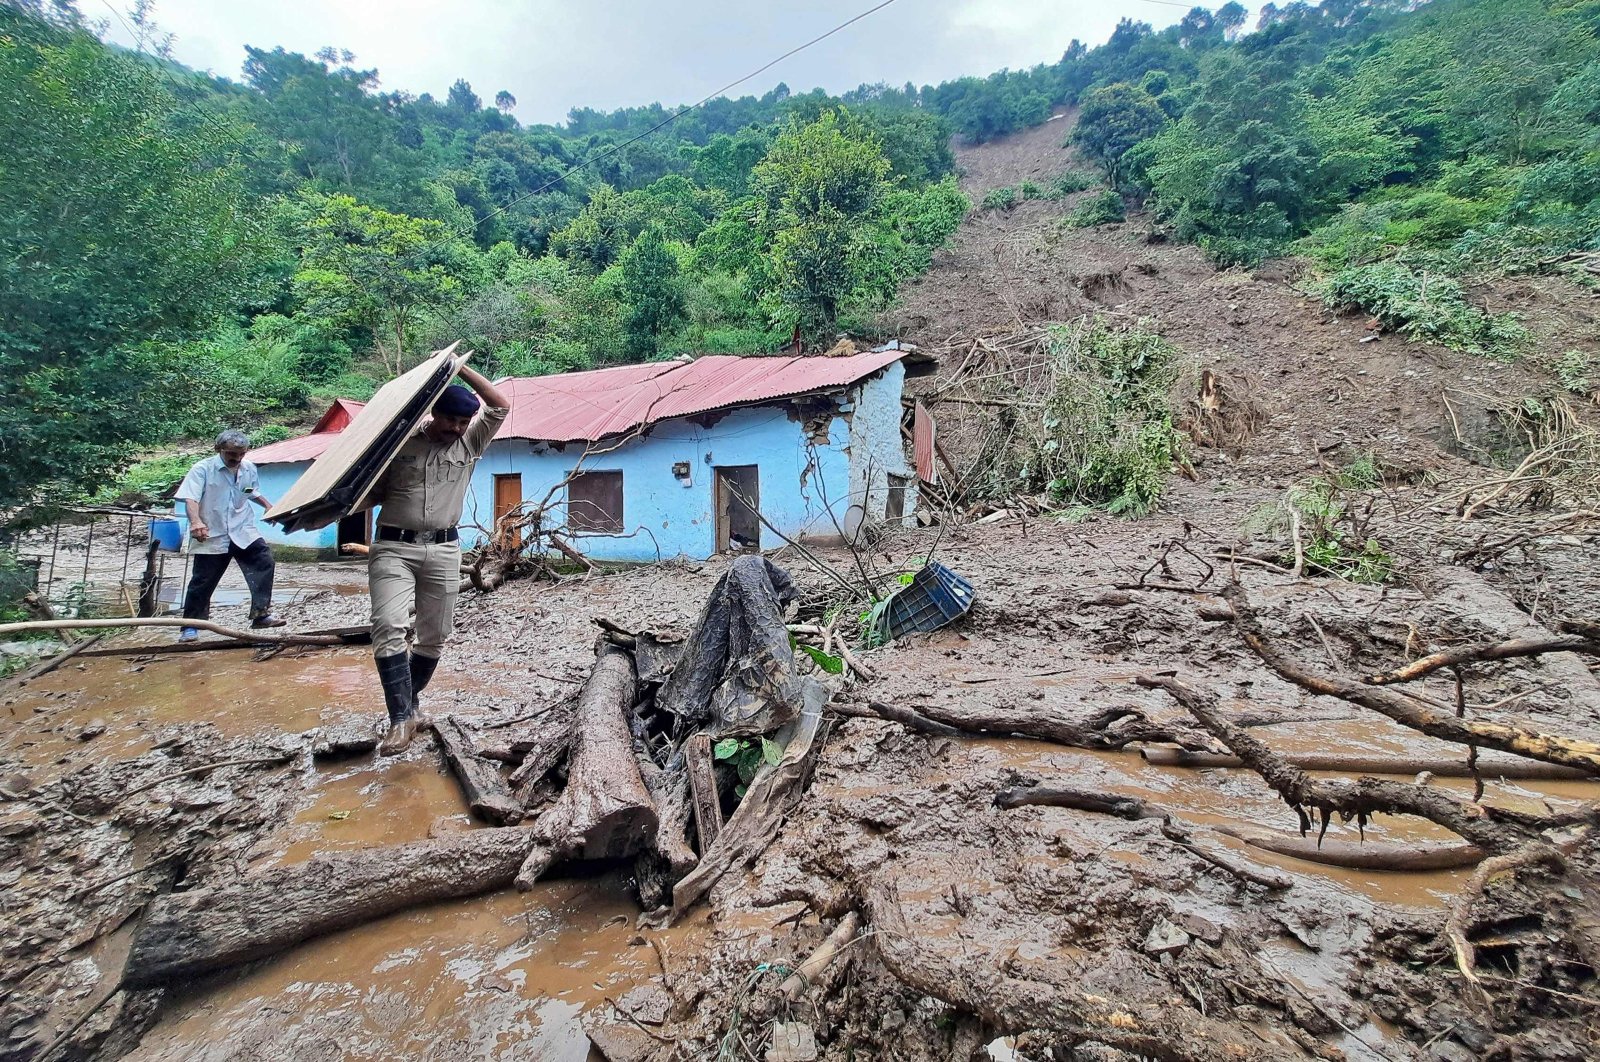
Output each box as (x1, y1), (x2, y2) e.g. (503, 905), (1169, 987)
(249, 424), (293, 447)
(1277, 471), (1395, 583)
(1557, 350), (1596, 396)
(1315, 263), (1529, 359)
(1020, 180), (1044, 200)
(1064, 189), (1126, 228)
(1034, 323), (1183, 517)
(309, 371), (380, 403)
(983, 186), (1020, 211)
(93, 451), (203, 505)
(1048, 171), (1098, 198)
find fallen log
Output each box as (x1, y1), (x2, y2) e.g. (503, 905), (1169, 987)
(123, 826), (535, 987)
(863, 877), (1268, 1061)
(507, 703), (575, 791)
(1134, 673), (1590, 855)
(434, 715), (522, 825)
(516, 644), (657, 889)
(633, 750), (697, 909)
(1222, 584), (1600, 777)
(1368, 635), (1600, 685)
(994, 785), (1293, 890)
(0, 633), (105, 691)
(1140, 746), (1591, 781)
(840, 698), (1212, 751)
(1214, 825), (1486, 871)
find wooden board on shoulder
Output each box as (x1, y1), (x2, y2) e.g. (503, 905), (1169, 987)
(266, 344), (468, 533)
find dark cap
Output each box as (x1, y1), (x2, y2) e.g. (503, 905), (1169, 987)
(433, 385), (481, 418)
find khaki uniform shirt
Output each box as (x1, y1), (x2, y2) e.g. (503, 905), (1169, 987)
(373, 405), (508, 531)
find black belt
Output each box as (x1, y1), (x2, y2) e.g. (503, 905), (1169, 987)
(377, 526), (459, 544)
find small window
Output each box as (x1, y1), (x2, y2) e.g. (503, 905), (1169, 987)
(567, 470), (623, 534)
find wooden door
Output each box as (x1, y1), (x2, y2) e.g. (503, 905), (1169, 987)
(714, 466), (760, 553)
(493, 473), (523, 548)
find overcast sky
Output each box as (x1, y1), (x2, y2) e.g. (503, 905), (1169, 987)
(94, 0), (1188, 126)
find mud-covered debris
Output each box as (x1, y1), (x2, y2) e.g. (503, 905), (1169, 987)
(767, 1022), (818, 1062)
(78, 719), (106, 740)
(1143, 917), (1191, 956)
(310, 722), (378, 759)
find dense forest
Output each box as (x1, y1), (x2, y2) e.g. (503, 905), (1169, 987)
(1, 0), (1596, 515)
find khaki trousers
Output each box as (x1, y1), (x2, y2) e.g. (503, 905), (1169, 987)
(369, 539), (460, 659)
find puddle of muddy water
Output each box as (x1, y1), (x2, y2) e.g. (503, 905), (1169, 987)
(952, 736), (1600, 909)
(0, 649), (382, 784)
(127, 876), (646, 1062)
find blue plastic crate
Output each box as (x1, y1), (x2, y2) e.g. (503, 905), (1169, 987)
(880, 561), (975, 641)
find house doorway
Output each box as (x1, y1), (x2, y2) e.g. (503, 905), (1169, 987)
(335, 510), (370, 553)
(493, 473), (523, 548)
(714, 466), (760, 553)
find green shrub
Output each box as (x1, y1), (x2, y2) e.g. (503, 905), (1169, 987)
(249, 424), (293, 447)
(309, 371), (380, 403)
(1049, 171), (1098, 197)
(93, 451), (203, 505)
(1064, 189), (1126, 229)
(1020, 180), (1044, 200)
(1031, 322), (1183, 517)
(1557, 350), (1596, 396)
(1315, 262), (1529, 359)
(982, 186), (1020, 211)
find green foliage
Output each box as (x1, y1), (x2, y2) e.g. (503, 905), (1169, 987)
(0, 11), (276, 510)
(1027, 323), (1184, 517)
(1315, 262), (1530, 358)
(1049, 171), (1098, 197)
(1267, 469), (1396, 583)
(1072, 83), (1169, 189)
(93, 451), (203, 505)
(1020, 180), (1045, 200)
(1557, 350), (1597, 396)
(712, 736), (782, 791)
(618, 228), (687, 359)
(982, 186), (1020, 211)
(796, 643), (844, 675)
(1064, 189), (1126, 228)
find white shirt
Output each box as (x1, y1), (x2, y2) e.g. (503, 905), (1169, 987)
(175, 455), (264, 555)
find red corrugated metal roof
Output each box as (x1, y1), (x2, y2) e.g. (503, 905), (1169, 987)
(497, 349), (907, 444)
(250, 400), (368, 464)
(252, 349), (907, 465)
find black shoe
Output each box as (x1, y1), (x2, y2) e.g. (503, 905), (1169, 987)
(251, 615), (287, 629)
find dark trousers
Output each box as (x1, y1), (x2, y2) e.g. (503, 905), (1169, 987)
(181, 539), (276, 622)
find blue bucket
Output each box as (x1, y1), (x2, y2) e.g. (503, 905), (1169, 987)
(150, 518), (183, 552)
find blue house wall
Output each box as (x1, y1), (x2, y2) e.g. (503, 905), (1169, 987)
(457, 363), (912, 563)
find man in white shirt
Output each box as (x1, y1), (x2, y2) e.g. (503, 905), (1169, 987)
(173, 429), (286, 642)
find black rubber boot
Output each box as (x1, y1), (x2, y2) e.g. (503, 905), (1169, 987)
(410, 653), (440, 727)
(376, 652), (414, 726)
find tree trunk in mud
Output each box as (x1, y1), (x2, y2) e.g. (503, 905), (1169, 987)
(515, 644), (656, 890)
(1140, 746), (1592, 780)
(1224, 585), (1600, 776)
(506, 702), (574, 795)
(1214, 825), (1486, 871)
(123, 827), (534, 988)
(863, 877), (1272, 1061)
(434, 715), (522, 825)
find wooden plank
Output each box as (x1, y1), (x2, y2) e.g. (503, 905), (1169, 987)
(266, 345), (467, 532)
(434, 715), (522, 825)
(684, 733), (723, 854)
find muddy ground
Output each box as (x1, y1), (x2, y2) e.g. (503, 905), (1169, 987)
(3, 115), (1599, 1061)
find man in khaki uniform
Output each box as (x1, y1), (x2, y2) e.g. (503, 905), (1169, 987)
(369, 366), (511, 754)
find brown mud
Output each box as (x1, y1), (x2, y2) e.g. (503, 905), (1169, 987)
(3, 114), (1599, 1061)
